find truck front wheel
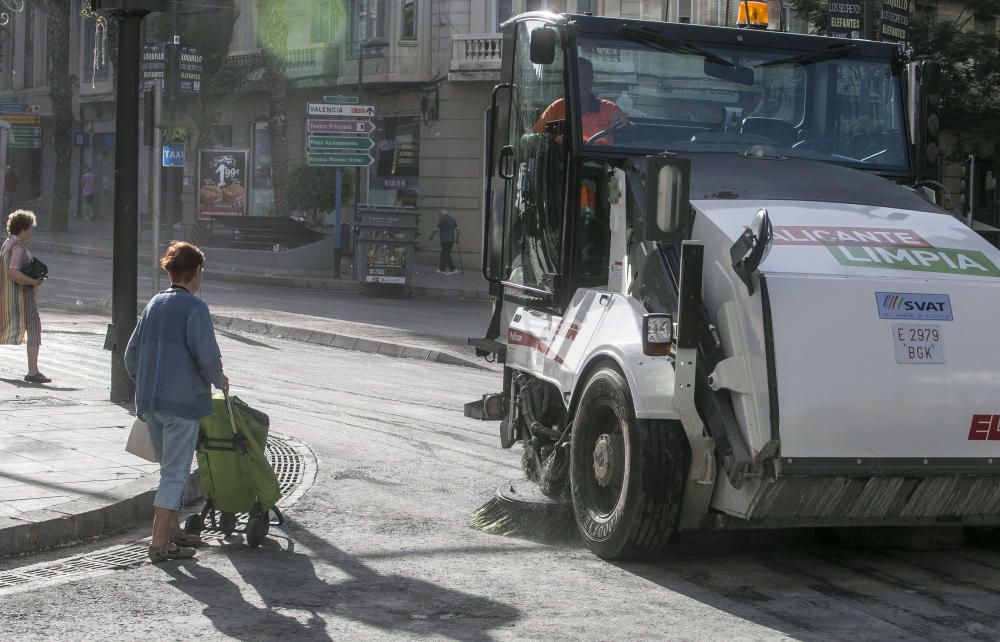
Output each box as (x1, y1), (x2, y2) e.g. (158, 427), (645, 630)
(570, 366), (687, 560)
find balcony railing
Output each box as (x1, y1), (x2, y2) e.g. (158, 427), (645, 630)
(450, 33), (502, 78)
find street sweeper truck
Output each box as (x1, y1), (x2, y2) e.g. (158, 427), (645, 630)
(466, 9), (1000, 560)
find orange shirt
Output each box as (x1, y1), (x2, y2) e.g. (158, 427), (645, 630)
(532, 96), (627, 145)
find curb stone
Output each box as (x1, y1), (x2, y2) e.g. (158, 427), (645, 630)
(0, 472), (201, 559)
(211, 314), (488, 371)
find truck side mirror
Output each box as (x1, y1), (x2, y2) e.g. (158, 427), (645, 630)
(530, 28), (557, 65)
(730, 208), (772, 296)
(908, 58), (942, 178)
(646, 156), (691, 238)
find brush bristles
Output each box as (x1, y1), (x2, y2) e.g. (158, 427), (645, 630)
(468, 495), (577, 542)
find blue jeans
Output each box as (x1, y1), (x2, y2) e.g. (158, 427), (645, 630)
(145, 411), (200, 511)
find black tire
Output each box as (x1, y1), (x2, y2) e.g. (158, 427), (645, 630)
(570, 366), (688, 560)
(246, 517), (266, 548)
(219, 512), (237, 537)
(184, 514), (203, 535)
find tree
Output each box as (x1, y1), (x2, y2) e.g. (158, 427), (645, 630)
(258, 0), (289, 217)
(789, 0), (1000, 152)
(145, 2), (263, 172)
(45, 0), (73, 233)
(285, 164), (354, 224)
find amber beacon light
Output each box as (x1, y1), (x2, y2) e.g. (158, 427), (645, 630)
(737, 1), (769, 29)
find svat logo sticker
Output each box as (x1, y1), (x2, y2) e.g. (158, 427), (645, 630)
(877, 292), (953, 321)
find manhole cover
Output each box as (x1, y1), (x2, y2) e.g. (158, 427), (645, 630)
(0, 433), (315, 592)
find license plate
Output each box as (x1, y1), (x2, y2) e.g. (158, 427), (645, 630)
(892, 324), (945, 364)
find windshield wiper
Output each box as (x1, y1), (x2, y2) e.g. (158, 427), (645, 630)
(757, 43), (857, 68)
(616, 24), (737, 69)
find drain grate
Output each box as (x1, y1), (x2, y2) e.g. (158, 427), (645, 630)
(0, 433), (315, 592)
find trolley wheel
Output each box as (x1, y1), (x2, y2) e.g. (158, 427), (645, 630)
(246, 516), (266, 548)
(184, 514), (203, 535)
(219, 512), (237, 537)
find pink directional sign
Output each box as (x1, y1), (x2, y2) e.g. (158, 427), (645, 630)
(307, 119), (375, 134)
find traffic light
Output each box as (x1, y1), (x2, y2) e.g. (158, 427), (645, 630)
(960, 154), (975, 221)
(908, 59), (941, 178)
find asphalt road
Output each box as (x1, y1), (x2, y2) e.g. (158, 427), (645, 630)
(2, 315), (1000, 640)
(37, 252), (490, 351)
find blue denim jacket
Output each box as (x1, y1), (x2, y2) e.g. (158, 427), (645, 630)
(124, 286), (223, 420)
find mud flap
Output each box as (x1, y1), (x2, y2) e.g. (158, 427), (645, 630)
(675, 241), (717, 530)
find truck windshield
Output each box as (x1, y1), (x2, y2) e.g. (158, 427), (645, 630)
(569, 36), (908, 172)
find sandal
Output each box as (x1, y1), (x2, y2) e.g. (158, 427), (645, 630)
(148, 543), (196, 563)
(24, 373), (51, 384)
(170, 531), (203, 548)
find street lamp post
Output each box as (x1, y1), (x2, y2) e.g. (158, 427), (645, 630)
(161, 0), (181, 228)
(93, 0), (166, 402)
(350, 36), (388, 278)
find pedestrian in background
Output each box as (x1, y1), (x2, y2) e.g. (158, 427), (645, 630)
(0, 210), (48, 383)
(81, 167), (96, 221)
(125, 241), (229, 563)
(430, 209), (460, 275)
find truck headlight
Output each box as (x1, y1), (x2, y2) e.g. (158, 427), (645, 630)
(643, 314), (673, 356)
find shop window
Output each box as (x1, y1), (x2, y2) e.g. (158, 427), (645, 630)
(311, 0), (333, 44)
(83, 17), (109, 82)
(351, 0), (386, 55)
(210, 125), (233, 147)
(251, 121), (273, 216)
(495, 0), (513, 29)
(401, 0), (417, 40)
(23, 7), (33, 87)
(368, 116), (420, 207)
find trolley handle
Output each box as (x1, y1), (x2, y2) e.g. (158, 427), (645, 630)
(223, 392), (239, 436)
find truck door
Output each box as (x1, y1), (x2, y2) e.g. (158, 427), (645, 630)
(500, 20), (568, 311)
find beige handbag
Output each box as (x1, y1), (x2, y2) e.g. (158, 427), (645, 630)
(125, 417), (159, 463)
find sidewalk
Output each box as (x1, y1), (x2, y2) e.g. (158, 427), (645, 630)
(32, 217), (491, 301)
(0, 282), (495, 557)
(0, 398), (198, 558)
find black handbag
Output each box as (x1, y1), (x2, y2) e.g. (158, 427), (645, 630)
(21, 257), (48, 280)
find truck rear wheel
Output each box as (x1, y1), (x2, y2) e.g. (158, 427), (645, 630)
(570, 366), (687, 560)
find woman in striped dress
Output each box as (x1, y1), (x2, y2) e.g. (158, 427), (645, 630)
(1, 210), (49, 383)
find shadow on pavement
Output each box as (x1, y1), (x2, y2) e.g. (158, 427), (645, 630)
(159, 517), (522, 641)
(160, 558), (328, 640)
(0, 377), (80, 392)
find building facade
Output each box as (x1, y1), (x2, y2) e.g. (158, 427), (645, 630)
(0, 1), (993, 258)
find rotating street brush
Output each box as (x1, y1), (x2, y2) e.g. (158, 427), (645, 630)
(468, 478), (578, 544)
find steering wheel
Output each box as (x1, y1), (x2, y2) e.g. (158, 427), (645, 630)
(586, 123), (635, 145)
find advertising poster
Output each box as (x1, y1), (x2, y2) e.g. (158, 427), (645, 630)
(198, 149), (249, 219)
(365, 229), (409, 284)
(827, 0), (863, 39)
(880, 0), (910, 44)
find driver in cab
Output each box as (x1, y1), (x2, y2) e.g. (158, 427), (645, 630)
(533, 57), (629, 145)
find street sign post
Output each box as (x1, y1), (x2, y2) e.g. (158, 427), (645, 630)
(324, 95), (360, 104)
(9, 138), (41, 149)
(307, 135), (375, 152)
(307, 119), (375, 134)
(307, 103), (376, 117)
(0, 115), (41, 125)
(307, 95), (375, 279)
(0, 103), (39, 113)
(306, 152), (374, 167)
